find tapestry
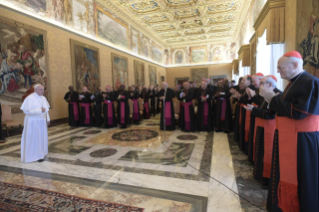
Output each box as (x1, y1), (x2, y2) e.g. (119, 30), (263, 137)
(149, 65), (157, 86)
(0, 181), (144, 212)
(298, 0), (319, 78)
(112, 54), (128, 90)
(134, 61), (145, 86)
(70, 39), (100, 93)
(190, 68), (208, 84)
(0, 16), (50, 113)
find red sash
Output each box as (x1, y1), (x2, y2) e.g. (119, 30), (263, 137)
(104, 100), (113, 125)
(182, 101), (193, 131)
(220, 98), (227, 121)
(80, 103), (91, 124)
(253, 118), (276, 177)
(276, 115), (319, 212)
(132, 99), (139, 120)
(70, 102), (79, 121)
(120, 96), (125, 124)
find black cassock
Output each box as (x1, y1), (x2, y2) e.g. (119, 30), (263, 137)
(196, 88), (213, 132)
(117, 91), (130, 128)
(159, 88), (175, 131)
(103, 91), (117, 128)
(268, 72), (319, 212)
(178, 89), (195, 132)
(250, 99), (277, 186)
(232, 86), (243, 142)
(130, 91), (140, 124)
(93, 92), (103, 127)
(64, 91), (80, 126)
(148, 89), (156, 117)
(156, 90), (160, 114)
(141, 91), (150, 119)
(79, 92), (94, 126)
(238, 85), (256, 154)
(247, 88), (281, 163)
(212, 86), (232, 131)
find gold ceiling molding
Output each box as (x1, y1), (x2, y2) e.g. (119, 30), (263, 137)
(97, 0), (167, 47)
(165, 0), (198, 9)
(238, 44), (250, 67)
(180, 20), (203, 29)
(174, 9), (200, 20)
(101, 0), (253, 47)
(232, 59), (239, 75)
(206, 2), (237, 15)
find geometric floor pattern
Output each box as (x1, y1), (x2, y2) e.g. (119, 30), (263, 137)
(0, 116), (267, 211)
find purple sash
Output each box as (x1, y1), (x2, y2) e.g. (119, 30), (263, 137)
(104, 100), (113, 125)
(132, 99), (139, 120)
(81, 103), (91, 124)
(70, 102), (79, 121)
(143, 101), (150, 118)
(120, 96), (125, 124)
(220, 98), (227, 121)
(165, 101), (171, 125)
(182, 101), (192, 131)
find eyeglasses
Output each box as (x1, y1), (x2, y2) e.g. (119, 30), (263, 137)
(277, 63), (292, 70)
(259, 82), (270, 85)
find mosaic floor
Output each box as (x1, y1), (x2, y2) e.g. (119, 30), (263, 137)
(0, 117), (267, 211)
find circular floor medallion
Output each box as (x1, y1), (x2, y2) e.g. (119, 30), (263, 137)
(112, 129), (159, 141)
(90, 148), (118, 158)
(83, 130), (101, 135)
(177, 135), (198, 140)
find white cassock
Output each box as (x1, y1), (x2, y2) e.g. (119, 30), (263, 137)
(20, 93), (50, 163)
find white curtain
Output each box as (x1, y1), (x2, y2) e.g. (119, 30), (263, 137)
(270, 44), (284, 91)
(256, 30), (271, 76)
(256, 29), (284, 91)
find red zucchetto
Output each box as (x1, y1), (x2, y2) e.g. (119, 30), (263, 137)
(283, 51), (302, 59)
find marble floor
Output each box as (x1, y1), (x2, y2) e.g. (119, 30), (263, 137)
(0, 117), (268, 211)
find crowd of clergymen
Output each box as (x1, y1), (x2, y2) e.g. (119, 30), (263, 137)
(64, 51), (319, 212)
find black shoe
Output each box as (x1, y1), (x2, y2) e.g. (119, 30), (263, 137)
(37, 159), (44, 162)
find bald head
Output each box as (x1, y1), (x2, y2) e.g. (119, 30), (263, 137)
(277, 56), (304, 80)
(162, 82), (168, 89)
(183, 82), (190, 90)
(82, 86), (88, 93)
(34, 84), (44, 96)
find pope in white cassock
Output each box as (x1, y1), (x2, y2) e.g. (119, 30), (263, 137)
(20, 84), (50, 163)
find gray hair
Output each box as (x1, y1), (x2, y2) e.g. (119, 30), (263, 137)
(265, 76), (277, 88)
(34, 84), (43, 89)
(290, 57), (304, 70)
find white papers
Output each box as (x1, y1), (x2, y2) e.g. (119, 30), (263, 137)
(79, 95), (84, 98)
(90, 95), (95, 100)
(180, 92), (184, 98)
(220, 92), (225, 95)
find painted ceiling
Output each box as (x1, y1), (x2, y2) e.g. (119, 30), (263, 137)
(97, 0), (252, 48)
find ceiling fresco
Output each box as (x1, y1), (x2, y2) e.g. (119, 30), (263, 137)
(97, 0), (253, 48)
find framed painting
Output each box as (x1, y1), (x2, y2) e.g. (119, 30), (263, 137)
(112, 54), (128, 90)
(175, 77), (189, 86)
(0, 16), (50, 113)
(149, 65), (157, 86)
(94, 3), (129, 49)
(190, 46), (207, 63)
(190, 68), (208, 84)
(70, 39), (100, 93)
(134, 61), (145, 86)
(210, 75), (227, 86)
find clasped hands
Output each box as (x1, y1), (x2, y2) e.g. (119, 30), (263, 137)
(259, 86), (277, 103)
